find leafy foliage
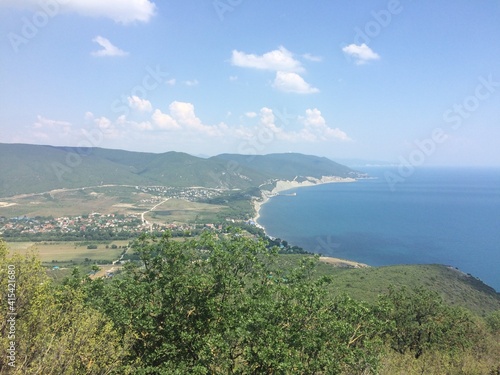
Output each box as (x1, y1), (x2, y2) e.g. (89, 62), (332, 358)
(0, 239), (125, 374)
(2, 234), (499, 374)
(377, 286), (477, 359)
(85, 231), (382, 374)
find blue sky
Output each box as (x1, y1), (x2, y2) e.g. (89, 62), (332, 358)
(1, 0), (500, 166)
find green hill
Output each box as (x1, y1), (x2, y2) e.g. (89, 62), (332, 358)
(312, 260), (500, 315)
(0, 143), (362, 197)
(212, 153), (359, 181)
(276, 255), (500, 315)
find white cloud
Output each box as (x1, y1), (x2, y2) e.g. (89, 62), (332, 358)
(0, 0), (156, 24)
(229, 76), (238, 81)
(169, 102), (226, 137)
(184, 79), (199, 87)
(128, 96), (152, 112)
(303, 53), (323, 62)
(94, 116), (116, 136)
(23, 104), (350, 153)
(342, 43), (380, 65)
(259, 107), (274, 127)
(169, 101), (202, 127)
(115, 115), (153, 132)
(142, 102), (223, 136)
(152, 109), (180, 130)
(246, 108), (350, 143)
(230, 46), (304, 73)
(166, 79), (176, 86)
(301, 108), (351, 141)
(33, 115), (72, 136)
(272, 71), (319, 94)
(30, 115), (73, 143)
(258, 107), (290, 140)
(91, 36), (128, 57)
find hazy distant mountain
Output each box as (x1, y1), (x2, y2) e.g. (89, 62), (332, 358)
(212, 153), (358, 180)
(333, 158), (396, 168)
(0, 143), (362, 197)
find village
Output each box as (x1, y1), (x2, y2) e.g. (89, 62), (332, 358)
(0, 212), (225, 240)
(136, 185), (224, 202)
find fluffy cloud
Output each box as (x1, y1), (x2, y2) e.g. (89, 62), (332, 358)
(0, 0), (156, 24)
(247, 108), (349, 144)
(128, 96), (152, 112)
(230, 46), (304, 73)
(342, 43), (380, 65)
(33, 115), (72, 134)
(272, 71), (319, 94)
(152, 109), (179, 130)
(169, 102), (203, 128)
(91, 36), (128, 57)
(231, 46), (319, 94)
(301, 109), (350, 141)
(25, 103), (349, 154)
(94, 116), (122, 138)
(32, 115), (73, 141)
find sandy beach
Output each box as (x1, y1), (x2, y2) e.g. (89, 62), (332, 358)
(319, 256), (369, 269)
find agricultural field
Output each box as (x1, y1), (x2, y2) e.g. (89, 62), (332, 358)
(146, 199), (227, 224)
(0, 185), (156, 218)
(0, 185), (250, 226)
(7, 240), (130, 264)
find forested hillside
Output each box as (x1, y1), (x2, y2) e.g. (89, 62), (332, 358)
(0, 143), (362, 197)
(1, 234), (499, 374)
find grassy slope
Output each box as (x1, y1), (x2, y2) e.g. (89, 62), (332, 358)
(278, 255), (500, 316)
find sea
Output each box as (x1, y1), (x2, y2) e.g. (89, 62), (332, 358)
(257, 167), (500, 292)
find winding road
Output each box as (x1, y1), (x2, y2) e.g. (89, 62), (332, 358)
(141, 198), (170, 230)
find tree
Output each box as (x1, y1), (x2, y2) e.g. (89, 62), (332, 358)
(86, 231), (382, 374)
(376, 286), (476, 359)
(0, 239), (126, 374)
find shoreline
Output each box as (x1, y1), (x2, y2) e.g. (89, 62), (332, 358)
(250, 175), (368, 269)
(252, 175), (356, 227)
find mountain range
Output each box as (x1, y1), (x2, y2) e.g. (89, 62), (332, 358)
(0, 143), (361, 198)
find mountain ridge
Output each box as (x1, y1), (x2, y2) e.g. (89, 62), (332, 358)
(0, 143), (362, 197)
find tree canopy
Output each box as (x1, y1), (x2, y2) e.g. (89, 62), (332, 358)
(1, 233), (499, 374)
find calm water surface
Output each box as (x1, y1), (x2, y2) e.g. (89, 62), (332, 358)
(258, 167), (500, 291)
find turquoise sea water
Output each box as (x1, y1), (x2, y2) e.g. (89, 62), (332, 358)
(258, 167), (500, 292)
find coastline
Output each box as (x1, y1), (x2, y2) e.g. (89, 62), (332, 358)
(250, 175), (368, 269)
(252, 175), (356, 226)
